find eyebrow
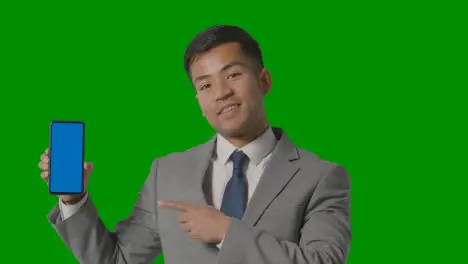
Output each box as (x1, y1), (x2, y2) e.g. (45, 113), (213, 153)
(193, 61), (247, 84)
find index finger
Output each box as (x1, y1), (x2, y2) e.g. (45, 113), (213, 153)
(45, 148), (49, 155)
(157, 201), (191, 211)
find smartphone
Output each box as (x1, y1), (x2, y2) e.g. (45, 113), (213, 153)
(49, 120), (85, 195)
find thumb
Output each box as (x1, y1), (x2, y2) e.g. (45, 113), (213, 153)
(84, 162), (94, 173)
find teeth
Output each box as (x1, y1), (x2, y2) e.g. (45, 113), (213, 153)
(221, 104), (238, 114)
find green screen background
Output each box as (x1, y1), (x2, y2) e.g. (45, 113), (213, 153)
(1, 1), (466, 263)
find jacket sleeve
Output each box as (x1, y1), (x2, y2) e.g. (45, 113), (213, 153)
(47, 159), (163, 264)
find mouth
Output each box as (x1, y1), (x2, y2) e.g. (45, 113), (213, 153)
(218, 103), (241, 115)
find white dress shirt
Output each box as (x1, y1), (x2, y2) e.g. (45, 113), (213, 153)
(59, 126), (278, 247)
(210, 126), (277, 212)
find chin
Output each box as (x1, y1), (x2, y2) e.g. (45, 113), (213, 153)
(220, 128), (244, 138)
(216, 120), (249, 138)
(210, 110), (253, 137)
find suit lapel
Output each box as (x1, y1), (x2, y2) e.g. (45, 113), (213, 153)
(183, 136), (216, 206)
(242, 128), (301, 226)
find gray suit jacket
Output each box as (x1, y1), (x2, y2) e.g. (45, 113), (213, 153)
(47, 127), (352, 264)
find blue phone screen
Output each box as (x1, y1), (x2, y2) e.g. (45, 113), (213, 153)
(49, 122), (84, 194)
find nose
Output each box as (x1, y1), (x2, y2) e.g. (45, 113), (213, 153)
(215, 79), (234, 101)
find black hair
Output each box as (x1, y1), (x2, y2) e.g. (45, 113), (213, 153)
(183, 25), (264, 78)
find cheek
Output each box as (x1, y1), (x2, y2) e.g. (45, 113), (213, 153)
(200, 101), (216, 117)
(237, 84), (262, 106)
(198, 100), (209, 114)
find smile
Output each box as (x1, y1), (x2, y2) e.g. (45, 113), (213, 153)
(219, 104), (240, 115)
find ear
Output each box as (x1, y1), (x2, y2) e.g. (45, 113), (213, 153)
(258, 68), (272, 95)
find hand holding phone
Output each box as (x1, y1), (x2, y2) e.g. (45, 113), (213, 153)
(38, 121), (94, 204)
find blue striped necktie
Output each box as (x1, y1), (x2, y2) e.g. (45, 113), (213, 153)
(220, 150), (248, 219)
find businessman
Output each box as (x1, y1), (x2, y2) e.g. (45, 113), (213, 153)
(39, 25), (352, 264)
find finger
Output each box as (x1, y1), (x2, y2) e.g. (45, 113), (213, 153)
(41, 154), (49, 164)
(41, 171), (49, 182)
(177, 213), (188, 223)
(180, 222), (191, 232)
(38, 162), (49, 171)
(158, 201), (190, 211)
(189, 230), (200, 239)
(84, 162), (94, 171)
(40, 153), (49, 162)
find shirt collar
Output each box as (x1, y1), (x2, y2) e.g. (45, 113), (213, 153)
(215, 126), (277, 166)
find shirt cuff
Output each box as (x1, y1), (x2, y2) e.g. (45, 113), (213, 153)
(58, 192), (89, 221)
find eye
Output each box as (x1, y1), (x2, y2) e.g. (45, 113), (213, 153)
(198, 83), (211, 91)
(227, 72), (242, 79)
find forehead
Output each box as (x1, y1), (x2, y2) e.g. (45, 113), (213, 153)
(190, 42), (250, 79)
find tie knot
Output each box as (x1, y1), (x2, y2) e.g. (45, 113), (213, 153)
(230, 150), (247, 170)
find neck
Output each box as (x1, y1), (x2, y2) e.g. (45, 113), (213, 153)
(226, 121), (269, 148)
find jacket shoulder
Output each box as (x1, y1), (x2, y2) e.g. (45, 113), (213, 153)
(296, 147), (346, 176)
(149, 139), (212, 168)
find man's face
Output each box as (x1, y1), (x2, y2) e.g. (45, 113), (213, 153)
(190, 42), (271, 138)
